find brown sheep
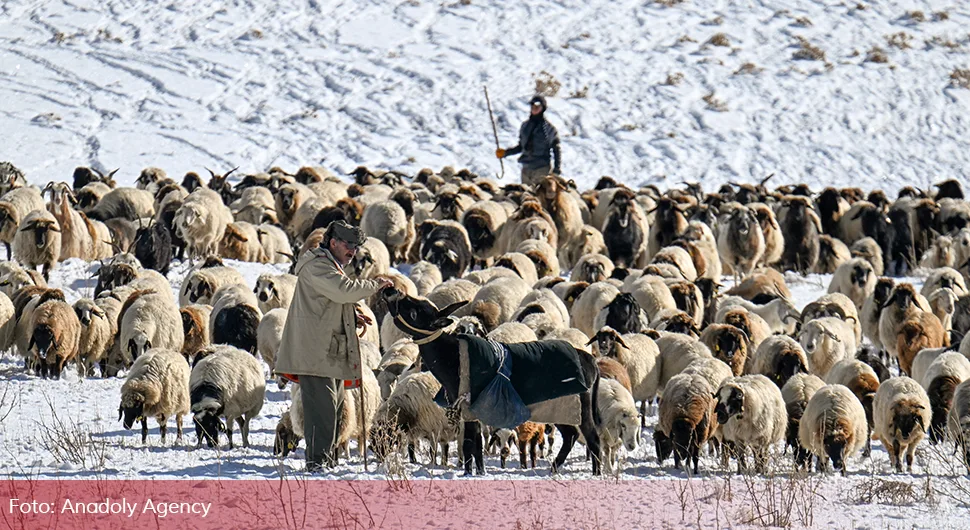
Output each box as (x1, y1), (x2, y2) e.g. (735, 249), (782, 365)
(515, 421), (547, 469)
(656, 373), (717, 474)
(700, 324), (749, 376)
(724, 268), (792, 301)
(180, 305), (211, 360)
(597, 356), (633, 394)
(535, 175), (583, 253)
(28, 297), (82, 378)
(896, 312), (946, 377)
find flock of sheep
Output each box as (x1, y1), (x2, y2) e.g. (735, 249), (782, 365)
(2, 157), (970, 477)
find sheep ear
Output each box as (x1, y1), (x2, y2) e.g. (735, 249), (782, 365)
(432, 316), (456, 330)
(824, 330), (842, 343)
(616, 336), (630, 349)
(437, 300), (468, 318)
(118, 407), (123, 421)
(585, 336), (597, 346)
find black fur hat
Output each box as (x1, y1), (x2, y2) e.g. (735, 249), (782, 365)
(529, 95), (547, 112)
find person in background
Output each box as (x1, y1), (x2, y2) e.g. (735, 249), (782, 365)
(495, 95), (562, 187)
(275, 220), (392, 471)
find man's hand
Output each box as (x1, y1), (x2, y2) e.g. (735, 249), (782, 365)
(356, 311), (373, 328)
(377, 277), (394, 291)
(495, 148), (506, 159)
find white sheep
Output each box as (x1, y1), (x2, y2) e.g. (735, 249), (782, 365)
(45, 183), (113, 261)
(571, 254), (615, 284)
(376, 339), (419, 400)
(922, 352), (970, 443)
(597, 378), (641, 474)
(370, 371), (460, 466)
(799, 317), (858, 379)
(219, 221), (265, 262)
(680, 357), (733, 392)
(683, 220), (721, 280)
(461, 199), (510, 263)
(118, 348), (191, 444)
(798, 384), (868, 474)
(571, 281), (620, 337)
(873, 376), (931, 473)
(0, 290), (14, 353)
(86, 187), (156, 222)
(487, 322), (538, 343)
(120, 289), (184, 363)
(515, 238), (560, 279)
(749, 334), (809, 388)
(254, 273), (298, 313)
(921, 234), (955, 269)
(0, 265), (45, 299)
(409, 261), (442, 296)
(512, 288), (570, 329)
(190, 344), (266, 449)
(27, 296), (81, 378)
(828, 258), (876, 310)
(465, 275), (531, 332)
(73, 298), (112, 377)
(361, 197), (413, 264)
(655, 332), (714, 390)
(559, 224), (607, 273)
(14, 210), (61, 280)
(174, 188), (233, 259)
(947, 379), (970, 472)
(651, 246), (698, 281)
(715, 374), (787, 473)
(350, 236), (391, 280)
(255, 223), (291, 265)
(714, 295), (800, 336)
(927, 287), (959, 334)
(921, 267), (968, 299)
(230, 187), (276, 225)
(781, 372), (826, 466)
(494, 251), (539, 285)
(256, 308), (287, 373)
(0, 187), (45, 259)
(539, 327), (590, 350)
(179, 264), (246, 306)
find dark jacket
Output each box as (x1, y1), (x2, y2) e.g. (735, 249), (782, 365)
(505, 116), (561, 174)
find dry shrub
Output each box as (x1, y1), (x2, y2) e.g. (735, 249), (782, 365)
(734, 62), (762, 75)
(533, 71), (561, 97)
(734, 466), (823, 528)
(677, 35), (697, 44)
(926, 36), (962, 50)
(36, 396), (109, 470)
(663, 72), (685, 86)
(708, 33), (730, 47)
(951, 68), (970, 89)
(568, 85), (589, 99)
(933, 11), (949, 21)
(792, 37), (826, 61)
(908, 10), (926, 23)
(866, 47), (889, 63)
(886, 31), (914, 49)
(793, 16), (813, 27)
(702, 16), (724, 26)
(852, 478), (933, 506)
(703, 92), (728, 112)
(655, 0), (686, 6)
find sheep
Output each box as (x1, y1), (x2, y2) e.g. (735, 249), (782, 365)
(0, 162), (28, 195)
(418, 221), (473, 281)
(927, 287), (959, 334)
(828, 258), (876, 310)
(559, 224), (607, 273)
(922, 267), (968, 299)
(571, 254), (615, 284)
(84, 187), (155, 222)
(118, 348), (191, 444)
(540, 327), (590, 351)
(656, 332), (714, 391)
(724, 268), (792, 301)
(253, 273), (298, 313)
(13, 210), (61, 281)
(551, 280), (589, 311)
(894, 311), (946, 377)
(409, 261), (442, 296)
(815, 187), (850, 237)
(802, 292), (862, 343)
(487, 322), (538, 343)
(27, 297), (81, 378)
(511, 421), (547, 469)
(646, 197), (689, 262)
(178, 264), (246, 306)
(497, 199), (559, 253)
(781, 373), (826, 467)
(430, 190), (474, 222)
(132, 218), (174, 275)
(370, 371), (459, 466)
(13, 287), (58, 364)
(180, 304), (211, 360)
(376, 339), (420, 400)
(494, 252), (539, 285)
(463, 266), (519, 286)
(601, 188), (649, 268)
(465, 275), (531, 332)
(593, 293), (648, 335)
(45, 183), (113, 261)
(461, 200), (509, 264)
(751, 202), (784, 267)
(798, 384), (868, 474)
(596, 356), (633, 393)
(0, 265), (45, 299)
(73, 298), (112, 377)
(651, 246), (697, 281)
(947, 379), (970, 472)
(625, 275), (676, 322)
(511, 288), (570, 329)
(588, 327), (662, 422)
(424, 277), (479, 311)
(320, 367), (382, 462)
(209, 284), (262, 354)
(120, 290), (184, 363)
(799, 317), (857, 378)
(715, 296), (800, 336)
(173, 188), (233, 259)
(873, 376), (931, 472)
(751, 335), (809, 389)
(516, 239), (560, 279)
(680, 357), (733, 393)
(360, 192), (415, 265)
(861, 278), (895, 351)
(535, 175), (584, 252)
(682, 221), (721, 280)
(668, 281), (703, 328)
(715, 374), (787, 473)
(596, 378), (641, 474)
(700, 324), (749, 376)
(230, 186), (276, 225)
(255, 224), (291, 265)
(825, 359), (880, 456)
(0, 290), (14, 353)
(922, 352), (970, 443)
(921, 234), (956, 269)
(717, 206), (764, 281)
(0, 186), (45, 259)
(656, 373), (717, 473)
(190, 344), (266, 449)
(255, 307), (286, 373)
(811, 235), (852, 274)
(851, 237), (885, 277)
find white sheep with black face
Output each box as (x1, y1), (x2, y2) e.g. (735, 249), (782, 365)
(253, 273), (298, 313)
(714, 374), (787, 473)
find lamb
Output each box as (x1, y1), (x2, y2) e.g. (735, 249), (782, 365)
(781, 373), (826, 467)
(922, 352), (970, 443)
(798, 317), (857, 378)
(0, 186), (45, 259)
(571, 254), (615, 284)
(811, 235), (852, 274)
(85, 187), (155, 222)
(218, 221), (265, 262)
(718, 206), (764, 282)
(13, 210), (61, 281)
(255, 224), (291, 265)
(715, 374), (787, 473)
(208, 284), (262, 354)
(408, 261), (442, 296)
(178, 263), (246, 306)
(255, 308), (286, 373)
(27, 296), (81, 378)
(370, 371), (459, 466)
(656, 373), (717, 473)
(682, 221), (721, 280)
(118, 348), (191, 444)
(559, 224), (607, 273)
(699, 324), (749, 376)
(173, 188), (233, 259)
(873, 376), (931, 472)
(798, 384), (868, 474)
(190, 344), (266, 449)
(360, 191), (415, 264)
(465, 275), (531, 332)
(828, 258), (876, 310)
(596, 378), (641, 474)
(179, 304), (211, 360)
(588, 327), (662, 421)
(73, 298), (112, 377)
(45, 183), (113, 261)
(861, 278), (895, 351)
(825, 359), (880, 456)
(601, 188), (649, 268)
(751, 202), (784, 267)
(947, 379), (970, 472)
(750, 335), (809, 389)
(253, 273), (298, 313)
(120, 290), (184, 363)
(851, 237), (885, 276)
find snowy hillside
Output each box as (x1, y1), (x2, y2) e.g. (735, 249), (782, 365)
(2, 0), (970, 190)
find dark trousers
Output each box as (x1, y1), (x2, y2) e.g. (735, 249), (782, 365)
(301, 375), (344, 469)
(521, 164), (551, 188)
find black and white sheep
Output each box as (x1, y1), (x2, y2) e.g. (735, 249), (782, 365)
(190, 344), (266, 449)
(715, 374), (787, 473)
(874, 376), (931, 473)
(209, 284), (262, 355)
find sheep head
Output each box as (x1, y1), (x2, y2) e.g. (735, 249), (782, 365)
(770, 347), (807, 389)
(604, 293), (642, 335)
(615, 408), (641, 452)
(884, 284), (917, 311)
(126, 331), (152, 362)
(28, 324), (57, 362)
(715, 385), (744, 424)
(254, 277), (279, 305)
(823, 421), (852, 474)
(587, 327), (626, 357)
(851, 262), (872, 288)
(273, 417), (301, 457)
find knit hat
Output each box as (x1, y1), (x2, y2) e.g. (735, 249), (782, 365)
(529, 95), (547, 112)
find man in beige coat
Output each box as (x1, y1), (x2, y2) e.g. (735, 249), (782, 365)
(276, 221), (391, 471)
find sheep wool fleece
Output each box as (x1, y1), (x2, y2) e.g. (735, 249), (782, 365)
(456, 334), (591, 426)
(275, 246), (382, 380)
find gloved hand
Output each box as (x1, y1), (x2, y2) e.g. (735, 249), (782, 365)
(495, 148), (506, 159)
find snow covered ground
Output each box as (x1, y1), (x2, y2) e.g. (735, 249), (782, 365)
(3, 0), (970, 527)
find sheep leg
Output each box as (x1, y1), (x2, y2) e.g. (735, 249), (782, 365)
(552, 425), (579, 473)
(42, 264), (50, 283)
(239, 417), (249, 448)
(905, 442), (917, 473)
(691, 441), (700, 475)
(640, 401), (647, 428)
(579, 390), (602, 476)
(140, 417), (149, 444)
(226, 416), (235, 450)
(159, 416), (167, 444)
(530, 438), (538, 469)
(176, 414), (184, 445)
(407, 443), (417, 464)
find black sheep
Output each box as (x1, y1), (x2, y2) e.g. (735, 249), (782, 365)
(133, 222), (173, 275)
(157, 201), (186, 261)
(72, 166), (117, 191)
(212, 305), (260, 355)
(602, 293), (642, 334)
(649, 197), (689, 254)
(887, 207), (916, 277)
(935, 179), (964, 200)
(181, 172), (204, 193)
(602, 190), (645, 268)
(853, 205), (894, 274)
(815, 187), (844, 237)
(779, 197), (821, 274)
(418, 222), (472, 281)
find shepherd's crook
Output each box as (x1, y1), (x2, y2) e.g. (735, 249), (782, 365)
(484, 86), (505, 180)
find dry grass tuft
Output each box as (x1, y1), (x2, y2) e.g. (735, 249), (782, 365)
(866, 47), (889, 63)
(950, 68), (970, 89)
(852, 478), (934, 506)
(702, 16), (724, 26)
(886, 32), (914, 49)
(925, 36), (962, 50)
(933, 11), (949, 21)
(703, 92), (728, 112)
(568, 85), (589, 99)
(793, 16), (813, 27)
(663, 72), (685, 86)
(792, 36), (826, 61)
(708, 33), (730, 47)
(734, 62), (762, 75)
(655, 0), (686, 6)
(907, 10), (926, 23)
(533, 71), (561, 97)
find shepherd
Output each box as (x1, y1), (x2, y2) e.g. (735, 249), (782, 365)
(495, 95), (562, 187)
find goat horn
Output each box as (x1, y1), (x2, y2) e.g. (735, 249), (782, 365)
(107, 168), (120, 178)
(204, 167), (217, 178)
(223, 167), (239, 179)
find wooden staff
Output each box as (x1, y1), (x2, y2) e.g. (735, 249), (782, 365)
(484, 86), (505, 180)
